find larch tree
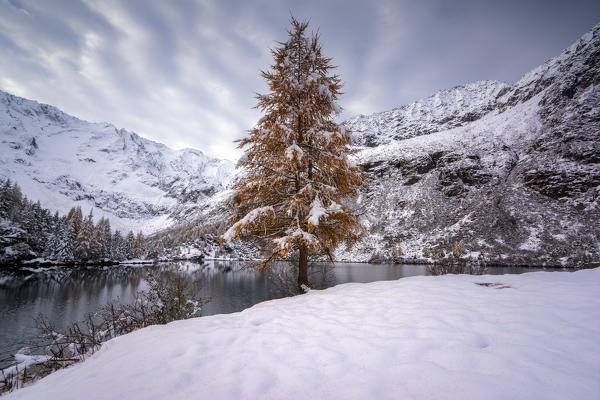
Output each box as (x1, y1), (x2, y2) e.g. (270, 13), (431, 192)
(223, 17), (363, 290)
(133, 231), (146, 259)
(66, 206), (83, 236)
(96, 217), (112, 259)
(75, 210), (94, 261)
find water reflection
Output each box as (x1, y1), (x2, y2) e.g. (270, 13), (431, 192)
(0, 261), (569, 367)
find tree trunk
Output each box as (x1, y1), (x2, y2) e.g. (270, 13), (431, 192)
(298, 245), (308, 290)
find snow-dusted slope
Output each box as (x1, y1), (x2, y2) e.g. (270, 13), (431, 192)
(336, 23), (600, 266)
(0, 91), (233, 233)
(346, 80), (510, 147)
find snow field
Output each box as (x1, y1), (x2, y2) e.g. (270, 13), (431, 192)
(5, 268), (600, 400)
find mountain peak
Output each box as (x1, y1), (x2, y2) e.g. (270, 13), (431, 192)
(347, 23), (599, 148)
(0, 89), (233, 234)
(345, 80), (510, 147)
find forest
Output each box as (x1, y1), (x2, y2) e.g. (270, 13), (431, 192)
(0, 178), (147, 265)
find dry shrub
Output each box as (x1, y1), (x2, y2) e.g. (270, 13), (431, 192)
(426, 241), (487, 276)
(1, 270), (207, 393)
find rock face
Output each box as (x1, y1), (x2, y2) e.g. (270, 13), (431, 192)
(338, 24), (600, 266)
(0, 91), (233, 233)
(346, 80), (511, 148)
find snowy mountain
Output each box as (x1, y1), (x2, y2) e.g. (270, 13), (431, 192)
(0, 91), (234, 234)
(2, 23), (598, 267)
(345, 80), (511, 147)
(337, 23), (600, 266)
(169, 23), (599, 267)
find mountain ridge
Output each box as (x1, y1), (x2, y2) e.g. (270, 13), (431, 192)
(337, 22), (600, 266)
(0, 89), (234, 234)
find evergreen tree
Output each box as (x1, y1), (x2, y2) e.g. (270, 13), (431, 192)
(96, 217), (112, 259)
(43, 231), (60, 260)
(0, 179), (12, 217)
(75, 209), (95, 261)
(23, 200), (50, 252)
(125, 231), (135, 260)
(44, 217), (75, 262)
(111, 230), (125, 260)
(52, 211), (60, 226)
(223, 17), (363, 289)
(8, 182), (23, 221)
(57, 218), (76, 261)
(0, 179), (151, 264)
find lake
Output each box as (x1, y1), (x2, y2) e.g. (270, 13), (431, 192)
(0, 261), (566, 367)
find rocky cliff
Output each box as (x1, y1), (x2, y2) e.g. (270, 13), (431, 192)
(338, 24), (599, 266)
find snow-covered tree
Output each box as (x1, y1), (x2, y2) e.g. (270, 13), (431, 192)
(95, 217), (112, 259)
(0, 179), (12, 217)
(75, 209), (95, 261)
(66, 206), (83, 236)
(45, 217), (75, 262)
(7, 182), (23, 222)
(133, 231), (146, 259)
(223, 17), (363, 289)
(111, 230), (125, 260)
(124, 231), (135, 260)
(0, 179), (134, 264)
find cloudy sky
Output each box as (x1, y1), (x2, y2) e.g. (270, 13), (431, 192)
(1, 0), (598, 160)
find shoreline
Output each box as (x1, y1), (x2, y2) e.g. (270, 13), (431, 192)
(0, 256), (592, 271)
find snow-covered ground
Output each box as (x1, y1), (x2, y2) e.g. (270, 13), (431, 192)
(6, 268), (600, 400)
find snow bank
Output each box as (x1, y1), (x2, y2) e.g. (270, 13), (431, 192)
(6, 268), (600, 400)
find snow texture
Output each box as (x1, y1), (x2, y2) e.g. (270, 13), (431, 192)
(222, 206), (274, 243)
(307, 196), (326, 226)
(5, 268), (600, 400)
(285, 142), (303, 161)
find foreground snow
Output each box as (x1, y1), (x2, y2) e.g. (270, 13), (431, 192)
(7, 268), (600, 400)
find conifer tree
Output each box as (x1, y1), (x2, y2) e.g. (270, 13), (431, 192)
(44, 217), (75, 262)
(43, 230), (60, 260)
(66, 206), (83, 236)
(223, 17), (363, 289)
(111, 230), (125, 260)
(58, 218), (76, 261)
(95, 217), (112, 259)
(0, 179), (12, 217)
(8, 182), (23, 221)
(125, 231), (135, 259)
(75, 209), (95, 261)
(133, 231), (146, 259)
